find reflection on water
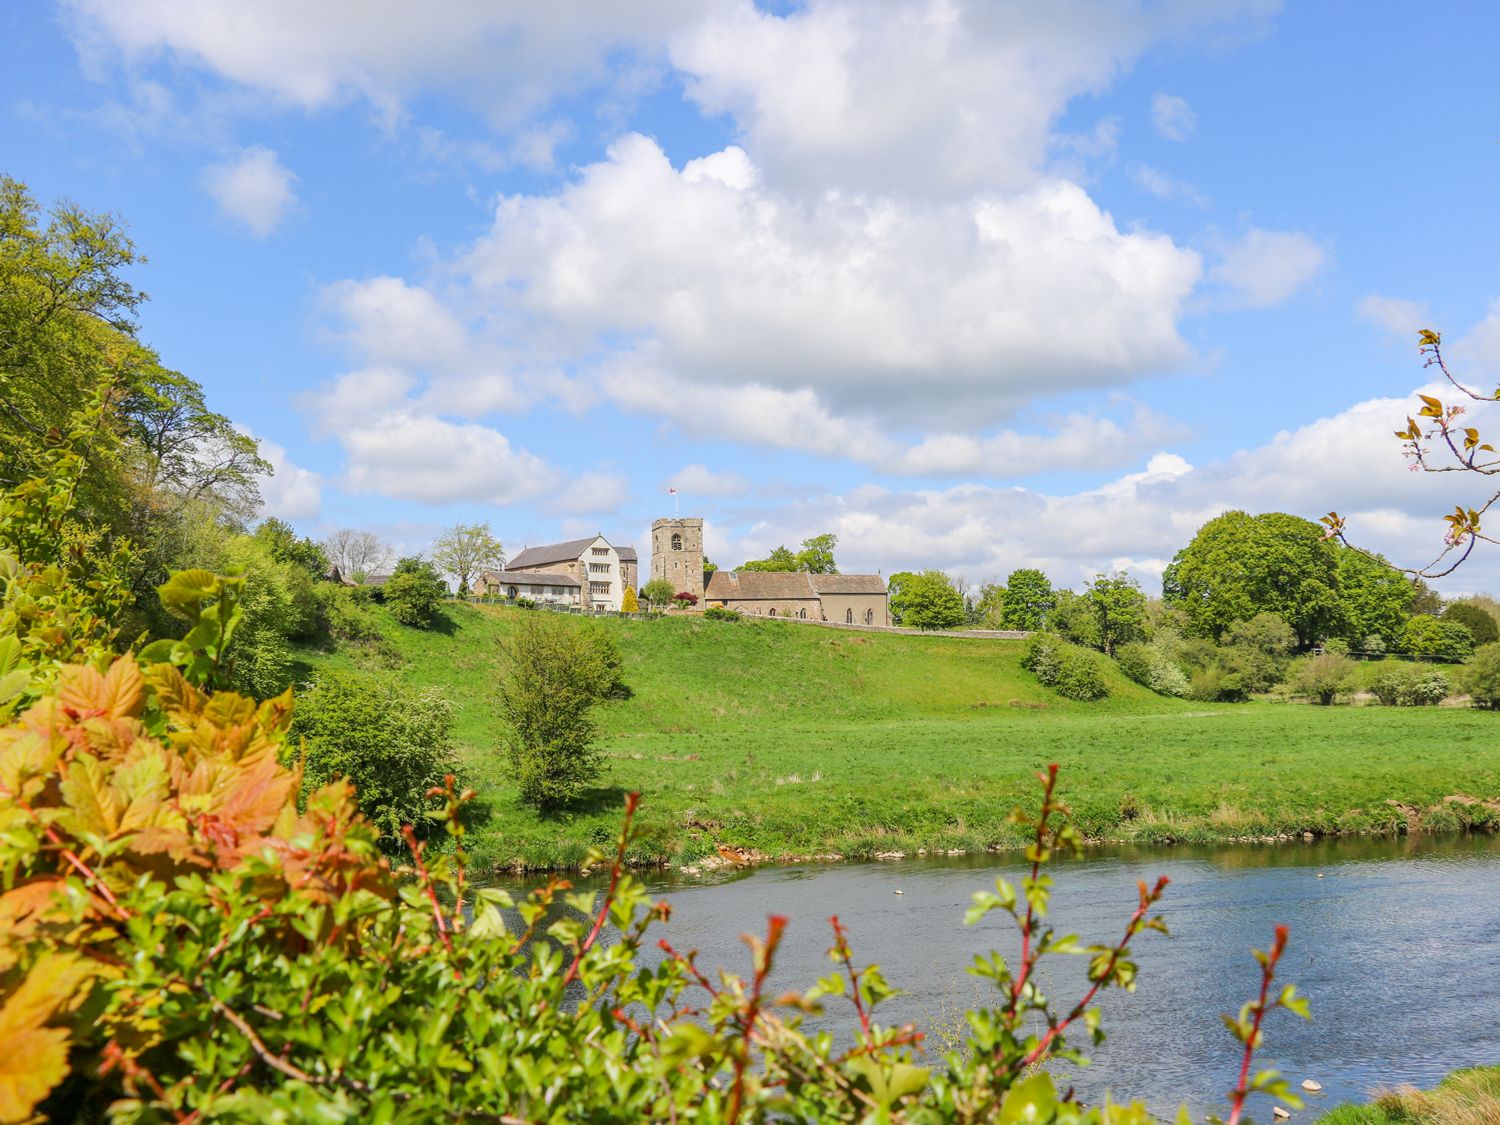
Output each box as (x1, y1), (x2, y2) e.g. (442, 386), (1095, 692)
(502, 834), (1500, 1119)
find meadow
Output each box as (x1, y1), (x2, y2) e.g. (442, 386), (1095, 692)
(295, 603), (1500, 872)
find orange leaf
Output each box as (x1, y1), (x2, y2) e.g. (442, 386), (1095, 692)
(0, 953), (92, 1122)
(97, 656), (144, 720)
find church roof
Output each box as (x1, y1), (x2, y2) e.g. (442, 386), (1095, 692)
(705, 571), (817, 600)
(476, 569), (581, 589)
(508, 536), (636, 568)
(811, 574), (887, 595)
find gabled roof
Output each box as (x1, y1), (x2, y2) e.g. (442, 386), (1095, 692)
(476, 569), (581, 589)
(617, 547), (638, 561)
(705, 571), (817, 600)
(508, 536), (637, 568)
(812, 574), (887, 595)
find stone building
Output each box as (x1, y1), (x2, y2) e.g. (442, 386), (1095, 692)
(702, 571), (890, 625)
(472, 569), (583, 606)
(651, 518), (705, 602)
(476, 534), (637, 611)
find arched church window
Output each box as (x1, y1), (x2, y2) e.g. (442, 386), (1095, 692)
(846, 608), (853, 624)
(769, 608), (776, 617)
(799, 608), (807, 619)
(671, 533), (683, 550)
(865, 608), (875, 625)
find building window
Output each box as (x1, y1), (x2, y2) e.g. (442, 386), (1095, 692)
(589, 563), (610, 573)
(846, 608), (853, 624)
(507, 586), (519, 599)
(798, 608), (807, 619)
(592, 547), (609, 556)
(769, 608), (777, 617)
(865, 608), (875, 625)
(591, 582), (611, 595)
(671, 533), (683, 550)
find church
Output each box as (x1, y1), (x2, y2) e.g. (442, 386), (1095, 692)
(651, 517), (890, 626)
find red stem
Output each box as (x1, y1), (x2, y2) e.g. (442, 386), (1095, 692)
(829, 916), (870, 1036)
(1227, 925), (1289, 1125)
(725, 915), (787, 1125)
(561, 792), (640, 989)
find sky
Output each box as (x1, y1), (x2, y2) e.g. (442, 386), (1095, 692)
(5, 1), (1500, 592)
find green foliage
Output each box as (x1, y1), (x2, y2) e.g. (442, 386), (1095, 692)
(1443, 600), (1499, 646)
(641, 577), (676, 608)
(1168, 510), (1342, 644)
(383, 557), (447, 628)
(703, 604), (741, 621)
(999, 568), (1054, 630)
(741, 534), (839, 574)
(1220, 613), (1299, 694)
(1363, 633), (1387, 656)
(253, 517), (329, 577)
(1081, 573), (1148, 656)
(1290, 653), (1354, 704)
(1400, 614), (1474, 662)
(1188, 665), (1248, 703)
(1022, 634), (1109, 701)
(310, 582), (387, 648)
(499, 614), (623, 810)
(290, 668), (458, 847)
(1321, 636), (1352, 657)
(1369, 663), (1451, 706)
(1114, 642), (1190, 697)
(1459, 643), (1500, 709)
(1335, 547), (1414, 647)
(888, 570), (966, 630)
(432, 521), (504, 595)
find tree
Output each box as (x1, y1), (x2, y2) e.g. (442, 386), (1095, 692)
(498, 615), (622, 810)
(1291, 653), (1354, 705)
(621, 585), (639, 613)
(795, 533), (838, 574)
(1334, 546), (1413, 648)
(1082, 573), (1147, 657)
(325, 529), (390, 581)
(1459, 643), (1500, 708)
(254, 518), (329, 578)
(1443, 601), (1499, 646)
(673, 590), (699, 607)
(432, 522), (504, 596)
(1000, 568), (1054, 631)
(383, 557), (447, 628)
(641, 577), (675, 608)
(290, 670), (458, 849)
(1221, 612), (1299, 693)
(702, 556), (718, 575)
(741, 545), (798, 572)
(1400, 614), (1473, 662)
(1167, 511), (1341, 644)
(975, 582), (1006, 628)
(887, 570), (965, 630)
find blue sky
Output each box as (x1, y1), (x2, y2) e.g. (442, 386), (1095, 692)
(6, 1), (1500, 591)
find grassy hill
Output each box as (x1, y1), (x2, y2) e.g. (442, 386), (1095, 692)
(293, 603), (1500, 872)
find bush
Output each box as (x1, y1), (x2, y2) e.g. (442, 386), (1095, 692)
(1023, 634), (1109, 701)
(1115, 642), (1190, 697)
(703, 604), (741, 621)
(1460, 643), (1500, 709)
(311, 582), (387, 647)
(290, 669), (459, 847)
(641, 577), (675, 608)
(621, 585), (639, 613)
(1362, 632), (1387, 656)
(673, 590), (699, 607)
(1290, 653), (1354, 704)
(1444, 600), (1500, 646)
(1320, 637), (1351, 657)
(383, 557), (448, 627)
(1189, 666), (1249, 703)
(1370, 663), (1452, 706)
(499, 614), (624, 809)
(1400, 614), (1474, 662)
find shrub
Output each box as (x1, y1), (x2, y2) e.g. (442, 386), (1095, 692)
(515, 596), (537, 609)
(1370, 663), (1451, 706)
(1320, 637), (1351, 657)
(499, 614), (624, 809)
(673, 590), (699, 607)
(1461, 643), (1500, 709)
(703, 604), (741, 621)
(1115, 642), (1190, 697)
(1401, 614), (1474, 662)
(621, 585), (639, 613)
(1290, 653), (1354, 704)
(1361, 632), (1386, 656)
(311, 582), (387, 647)
(1023, 634), (1109, 701)
(290, 669), (459, 848)
(1444, 600), (1500, 646)
(641, 577), (675, 608)
(1189, 666), (1249, 703)
(383, 557), (448, 627)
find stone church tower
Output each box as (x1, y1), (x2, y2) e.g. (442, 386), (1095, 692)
(651, 517), (705, 602)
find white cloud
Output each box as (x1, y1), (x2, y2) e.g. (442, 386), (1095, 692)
(200, 145), (297, 236)
(1150, 92), (1197, 141)
(467, 135), (1201, 427)
(669, 464), (752, 498)
(338, 411), (554, 505)
(1209, 228), (1327, 308)
(670, 1), (1268, 195)
(1127, 163), (1209, 206)
(1359, 294), (1430, 339)
(240, 430), (321, 519)
(554, 472), (630, 516)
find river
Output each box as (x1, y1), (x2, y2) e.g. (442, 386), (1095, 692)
(524, 833), (1500, 1119)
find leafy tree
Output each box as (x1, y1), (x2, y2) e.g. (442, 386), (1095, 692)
(702, 556), (718, 575)
(1290, 653), (1354, 705)
(999, 568), (1054, 630)
(673, 590), (699, 607)
(1022, 634), (1109, 701)
(740, 545), (798, 572)
(1459, 642), (1500, 708)
(795, 533), (838, 574)
(641, 577), (675, 608)
(1082, 573), (1148, 656)
(432, 521), (504, 596)
(1443, 600), (1499, 646)
(887, 570), (965, 630)
(1168, 511), (1341, 644)
(974, 582), (1006, 628)
(253, 517), (329, 578)
(1400, 614), (1474, 661)
(1115, 642), (1189, 697)
(1333, 546), (1413, 647)
(290, 670), (458, 849)
(1047, 590), (1100, 650)
(621, 585), (639, 613)
(383, 557), (447, 628)
(498, 615), (622, 810)
(325, 529), (390, 582)
(1220, 612), (1299, 694)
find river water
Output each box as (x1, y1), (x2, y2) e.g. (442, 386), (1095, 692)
(532, 834), (1500, 1119)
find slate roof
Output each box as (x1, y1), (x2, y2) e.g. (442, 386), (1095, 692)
(476, 569), (581, 589)
(507, 536), (637, 568)
(705, 571), (817, 600)
(811, 574), (887, 595)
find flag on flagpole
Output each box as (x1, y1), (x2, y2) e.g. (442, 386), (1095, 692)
(668, 487), (677, 494)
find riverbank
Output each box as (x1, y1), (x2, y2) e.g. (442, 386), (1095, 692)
(1320, 1067), (1500, 1125)
(293, 603), (1500, 873)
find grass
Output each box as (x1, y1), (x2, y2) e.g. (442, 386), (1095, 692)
(293, 603), (1500, 872)
(1320, 1068), (1500, 1125)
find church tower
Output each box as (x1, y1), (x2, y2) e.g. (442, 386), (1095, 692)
(651, 517), (705, 602)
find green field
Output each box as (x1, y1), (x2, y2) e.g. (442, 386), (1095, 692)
(294, 603), (1500, 872)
